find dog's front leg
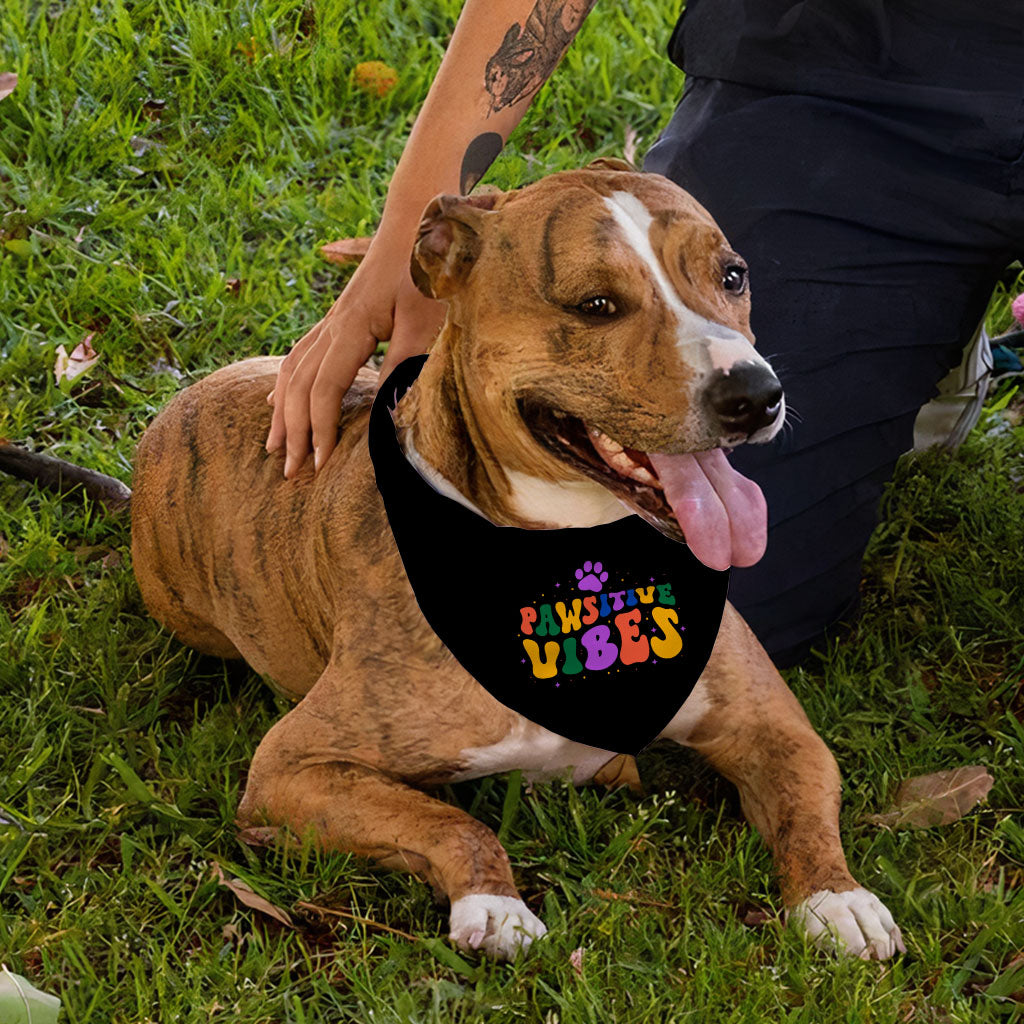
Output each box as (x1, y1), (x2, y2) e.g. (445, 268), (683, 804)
(237, 671), (546, 961)
(660, 605), (904, 959)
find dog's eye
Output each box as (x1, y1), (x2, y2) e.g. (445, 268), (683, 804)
(576, 296), (618, 317)
(722, 264), (748, 295)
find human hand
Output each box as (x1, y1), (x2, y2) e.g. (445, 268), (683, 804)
(266, 245), (447, 477)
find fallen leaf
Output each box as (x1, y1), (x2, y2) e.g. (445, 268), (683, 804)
(237, 824), (282, 848)
(353, 61), (398, 97)
(570, 947), (584, 977)
(101, 550), (122, 569)
(741, 907), (771, 928)
(0, 73), (16, 102)
(54, 333), (100, 386)
(213, 863), (294, 928)
(624, 124), (638, 167)
(320, 237), (373, 265)
(867, 766), (994, 829)
(0, 966), (61, 1024)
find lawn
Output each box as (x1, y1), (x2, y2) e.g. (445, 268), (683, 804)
(1, 1), (1022, 1021)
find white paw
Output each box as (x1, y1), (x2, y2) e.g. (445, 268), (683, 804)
(449, 894), (547, 960)
(789, 887), (905, 960)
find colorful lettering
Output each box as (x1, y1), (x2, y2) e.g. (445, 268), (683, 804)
(522, 638), (560, 679)
(581, 595), (599, 624)
(536, 603), (560, 637)
(656, 583), (676, 606)
(561, 637), (584, 675)
(625, 589), (638, 608)
(519, 606), (537, 635)
(555, 599), (583, 633)
(651, 606), (683, 659)
(598, 592), (611, 618)
(608, 590), (626, 611)
(580, 624), (619, 670)
(635, 586), (655, 604)
(614, 609), (650, 665)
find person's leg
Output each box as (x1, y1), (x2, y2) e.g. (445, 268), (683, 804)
(645, 79), (1018, 663)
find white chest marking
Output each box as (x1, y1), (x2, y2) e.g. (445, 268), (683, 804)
(456, 717), (618, 785)
(402, 432), (486, 516)
(505, 470), (632, 527)
(603, 191), (770, 378)
(403, 430), (632, 529)
(456, 679), (715, 785)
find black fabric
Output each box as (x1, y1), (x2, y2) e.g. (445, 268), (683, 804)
(368, 357), (729, 755)
(644, 71), (1024, 661)
(668, 1), (1024, 143)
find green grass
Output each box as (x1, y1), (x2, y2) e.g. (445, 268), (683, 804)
(1, 1), (1023, 1021)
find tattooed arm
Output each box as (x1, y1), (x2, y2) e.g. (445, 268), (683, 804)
(267, 0), (596, 477)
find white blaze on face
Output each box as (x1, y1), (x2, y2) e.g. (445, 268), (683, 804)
(603, 191), (771, 379)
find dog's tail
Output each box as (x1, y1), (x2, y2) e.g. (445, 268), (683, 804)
(0, 441), (131, 511)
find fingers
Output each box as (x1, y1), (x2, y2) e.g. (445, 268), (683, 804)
(309, 328), (379, 471)
(266, 323), (320, 455)
(267, 262), (443, 477)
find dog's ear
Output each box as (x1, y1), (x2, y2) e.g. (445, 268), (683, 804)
(585, 157), (635, 173)
(411, 193), (502, 299)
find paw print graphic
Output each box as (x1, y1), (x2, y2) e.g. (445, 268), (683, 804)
(574, 561), (609, 592)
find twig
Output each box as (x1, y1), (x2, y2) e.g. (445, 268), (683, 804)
(0, 441), (131, 511)
(293, 901), (421, 942)
(589, 888), (677, 911)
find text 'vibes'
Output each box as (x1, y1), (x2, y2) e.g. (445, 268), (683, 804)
(518, 561), (685, 681)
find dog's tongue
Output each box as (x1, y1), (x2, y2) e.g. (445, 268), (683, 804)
(648, 450), (767, 571)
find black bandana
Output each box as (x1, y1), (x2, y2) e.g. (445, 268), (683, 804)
(368, 357), (729, 755)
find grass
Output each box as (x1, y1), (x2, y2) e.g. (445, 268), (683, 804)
(0, 0), (1022, 1020)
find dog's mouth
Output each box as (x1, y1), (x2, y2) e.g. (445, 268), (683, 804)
(518, 400), (767, 570)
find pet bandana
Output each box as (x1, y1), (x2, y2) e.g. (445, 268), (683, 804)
(369, 357), (729, 755)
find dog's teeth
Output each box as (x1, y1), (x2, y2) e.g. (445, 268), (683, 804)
(588, 428), (623, 457)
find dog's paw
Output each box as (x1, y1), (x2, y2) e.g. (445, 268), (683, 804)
(449, 894), (547, 960)
(788, 887), (905, 960)
(574, 560), (609, 592)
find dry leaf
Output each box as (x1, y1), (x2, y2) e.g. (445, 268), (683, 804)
(213, 863), (294, 928)
(54, 333), (100, 385)
(0, 73), (16, 102)
(353, 61), (398, 97)
(101, 550), (123, 569)
(570, 947), (584, 977)
(624, 124), (638, 167)
(741, 907), (771, 928)
(320, 237), (373, 266)
(867, 766), (994, 829)
(236, 825), (282, 848)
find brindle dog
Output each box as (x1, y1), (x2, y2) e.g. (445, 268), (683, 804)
(126, 165), (903, 960)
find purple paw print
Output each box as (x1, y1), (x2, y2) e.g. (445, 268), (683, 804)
(574, 560), (608, 592)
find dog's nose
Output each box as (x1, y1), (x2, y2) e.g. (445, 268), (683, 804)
(704, 363), (783, 438)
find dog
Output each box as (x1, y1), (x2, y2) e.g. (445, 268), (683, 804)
(124, 163), (902, 960)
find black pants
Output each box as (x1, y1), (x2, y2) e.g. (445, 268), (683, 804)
(645, 78), (1024, 664)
